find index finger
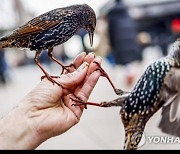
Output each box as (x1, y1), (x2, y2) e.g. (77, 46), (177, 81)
(74, 56), (102, 102)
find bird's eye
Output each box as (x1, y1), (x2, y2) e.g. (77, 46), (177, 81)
(87, 21), (93, 28)
(89, 23), (93, 27)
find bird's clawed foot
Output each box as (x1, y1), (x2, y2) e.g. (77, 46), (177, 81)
(70, 96), (87, 109)
(41, 74), (63, 88)
(41, 75), (60, 80)
(70, 96), (102, 109)
(61, 63), (76, 74)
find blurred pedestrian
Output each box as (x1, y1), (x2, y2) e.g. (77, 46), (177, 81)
(107, 0), (142, 86)
(0, 48), (8, 85)
(107, 0), (142, 65)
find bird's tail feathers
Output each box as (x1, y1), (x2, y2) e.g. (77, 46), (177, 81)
(0, 37), (29, 48)
(0, 39), (16, 48)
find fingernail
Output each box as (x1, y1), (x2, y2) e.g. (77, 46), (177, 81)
(96, 56), (102, 62)
(81, 52), (86, 56)
(88, 52), (96, 58)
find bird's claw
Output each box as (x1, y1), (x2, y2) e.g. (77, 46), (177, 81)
(61, 63), (76, 74)
(41, 74), (63, 88)
(70, 97), (87, 109)
(41, 75), (60, 80)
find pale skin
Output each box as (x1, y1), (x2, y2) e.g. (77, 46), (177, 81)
(0, 52), (102, 150)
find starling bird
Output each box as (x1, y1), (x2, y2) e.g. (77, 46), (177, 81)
(0, 4), (120, 93)
(0, 4), (96, 86)
(74, 39), (180, 150)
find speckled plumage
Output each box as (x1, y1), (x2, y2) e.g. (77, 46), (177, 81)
(120, 57), (173, 150)
(0, 4), (96, 50)
(80, 39), (180, 150)
(0, 4), (96, 85)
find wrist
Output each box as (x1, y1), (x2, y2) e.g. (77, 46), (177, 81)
(0, 104), (42, 149)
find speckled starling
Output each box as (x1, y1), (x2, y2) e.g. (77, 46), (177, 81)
(74, 39), (180, 150)
(0, 4), (96, 86)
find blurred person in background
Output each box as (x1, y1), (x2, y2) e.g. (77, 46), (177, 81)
(0, 48), (10, 85)
(106, 0), (143, 86)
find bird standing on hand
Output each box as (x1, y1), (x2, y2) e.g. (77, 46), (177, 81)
(0, 3), (120, 94)
(0, 4), (96, 87)
(78, 39), (180, 150)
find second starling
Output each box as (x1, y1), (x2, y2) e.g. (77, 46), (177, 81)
(0, 4), (96, 86)
(75, 39), (180, 150)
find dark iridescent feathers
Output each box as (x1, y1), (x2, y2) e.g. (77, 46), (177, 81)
(0, 4), (96, 50)
(120, 39), (180, 149)
(122, 58), (171, 116)
(99, 39), (180, 150)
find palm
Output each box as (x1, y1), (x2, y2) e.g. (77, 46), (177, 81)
(24, 52), (101, 138)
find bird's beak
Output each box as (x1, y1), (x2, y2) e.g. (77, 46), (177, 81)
(88, 31), (94, 47)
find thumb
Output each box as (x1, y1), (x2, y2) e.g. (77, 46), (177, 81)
(57, 62), (89, 89)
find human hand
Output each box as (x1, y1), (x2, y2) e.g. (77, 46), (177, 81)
(0, 52), (102, 149)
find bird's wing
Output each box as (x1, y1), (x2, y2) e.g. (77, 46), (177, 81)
(158, 99), (180, 137)
(158, 68), (180, 136)
(169, 94), (180, 122)
(164, 68), (180, 122)
(0, 9), (68, 40)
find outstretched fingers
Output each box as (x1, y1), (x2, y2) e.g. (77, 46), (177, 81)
(64, 69), (101, 119)
(71, 56), (102, 110)
(75, 70), (101, 103)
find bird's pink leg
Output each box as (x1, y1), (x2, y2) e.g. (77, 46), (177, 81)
(35, 60), (63, 87)
(70, 96), (102, 108)
(35, 50), (63, 87)
(47, 48), (76, 74)
(93, 61), (125, 95)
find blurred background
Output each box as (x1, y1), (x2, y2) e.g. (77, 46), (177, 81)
(0, 0), (180, 150)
